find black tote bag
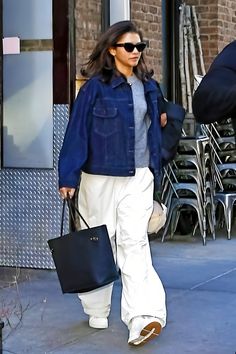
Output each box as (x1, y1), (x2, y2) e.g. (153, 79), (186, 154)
(48, 199), (119, 294)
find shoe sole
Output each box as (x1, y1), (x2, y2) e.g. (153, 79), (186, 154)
(89, 324), (108, 329)
(128, 321), (162, 346)
(89, 318), (108, 329)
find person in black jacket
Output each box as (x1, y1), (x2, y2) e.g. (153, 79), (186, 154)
(192, 40), (236, 135)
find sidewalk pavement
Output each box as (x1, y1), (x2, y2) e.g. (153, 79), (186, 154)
(1, 229), (236, 354)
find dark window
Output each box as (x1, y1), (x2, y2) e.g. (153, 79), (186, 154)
(162, 0), (181, 102)
(53, 0), (75, 105)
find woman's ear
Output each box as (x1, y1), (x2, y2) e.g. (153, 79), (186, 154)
(108, 47), (116, 57)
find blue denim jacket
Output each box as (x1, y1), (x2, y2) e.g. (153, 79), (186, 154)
(58, 75), (163, 188)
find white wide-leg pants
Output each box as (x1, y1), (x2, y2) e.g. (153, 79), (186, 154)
(78, 168), (167, 327)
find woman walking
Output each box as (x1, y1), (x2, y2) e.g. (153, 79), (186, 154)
(59, 20), (167, 346)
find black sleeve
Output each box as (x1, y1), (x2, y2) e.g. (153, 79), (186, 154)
(192, 41), (236, 124)
(192, 70), (236, 124)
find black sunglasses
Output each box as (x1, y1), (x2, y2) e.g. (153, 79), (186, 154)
(113, 42), (146, 53)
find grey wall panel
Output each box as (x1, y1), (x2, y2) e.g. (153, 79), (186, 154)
(0, 105), (69, 269)
(3, 51), (53, 168)
(3, 0), (52, 39)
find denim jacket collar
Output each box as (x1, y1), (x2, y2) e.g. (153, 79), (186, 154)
(99, 74), (157, 93)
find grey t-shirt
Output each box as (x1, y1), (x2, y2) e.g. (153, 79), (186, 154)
(127, 75), (150, 167)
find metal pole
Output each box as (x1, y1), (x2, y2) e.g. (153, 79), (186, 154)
(0, 321), (4, 354)
(171, 0), (182, 103)
(161, 0), (170, 98)
(101, 0), (110, 32)
(0, 0), (3, 167)
(68, 0), (76, 108)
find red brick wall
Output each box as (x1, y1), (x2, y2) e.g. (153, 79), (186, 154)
(75, 0), (102, 79)
(131, 0), (162, 81)
(218, 0), (236, 51)
(187, 0), (236, 70)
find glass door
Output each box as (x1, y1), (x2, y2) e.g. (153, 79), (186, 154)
(0, 0), (2, 166)
(2, 0), (53, 168)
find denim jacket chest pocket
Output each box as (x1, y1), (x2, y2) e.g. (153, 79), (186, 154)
(93, 105), (119, 137)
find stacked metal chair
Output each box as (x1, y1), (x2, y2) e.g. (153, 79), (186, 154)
(212, 119), (236, 239)
(159, 115), (236, 243)
(161, 128), (216, 245)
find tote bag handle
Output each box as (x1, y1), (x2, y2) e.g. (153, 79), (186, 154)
(60, 198), (90, 237)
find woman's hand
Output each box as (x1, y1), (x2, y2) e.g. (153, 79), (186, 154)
(59, 187), (76, 199)
(161, 112), (167, 127)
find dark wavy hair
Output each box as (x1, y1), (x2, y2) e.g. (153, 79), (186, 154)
(80, 20), (153, 82)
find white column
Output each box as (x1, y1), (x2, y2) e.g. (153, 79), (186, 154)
(110, 0), (130, 25)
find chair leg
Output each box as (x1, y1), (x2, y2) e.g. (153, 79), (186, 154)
(206, 204), (216, 240)
(170, 209), (180, 238)
(225, 200), (234, 240)
(196, 208), (207, 245)
(161, 206), (173, 242)
(192, 219), (198, 236)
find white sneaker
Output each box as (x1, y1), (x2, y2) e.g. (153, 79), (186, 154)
(128, 316), (162, 346)
(89, 316), (108, 329)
